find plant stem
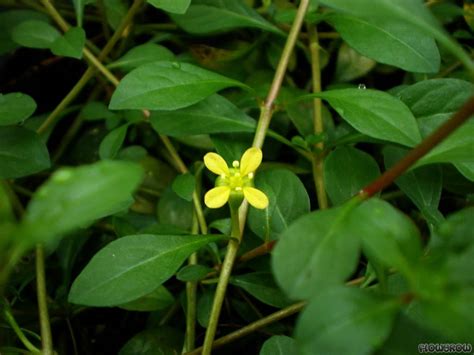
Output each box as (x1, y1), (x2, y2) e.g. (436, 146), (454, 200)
(307, 24), (328, 210)
(37, 0), (144, 134)
(185, 217), (199, 352)
(3, 304), (41, 353)
(188, 301), (305, 355)
(36, 245), (53, 355)
(361, 95), (474, 197)
(159, 134), (208, 234)
(186, 276), (366, 355)
(237, 0), (310, 234)
(202, 205), (241, 354)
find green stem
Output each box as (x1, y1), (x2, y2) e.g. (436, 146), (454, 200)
(185, 275), (366, 355)
(37, 0), (144, 134)
(202, 205), (241, 354)
(185, 217), (199, 352)
(238, 0), (310, 235)
(3, 304), (41, 353)
(36, 245), (53, 355)
(188, 301), (306, 355)
(307, 24), (328, 210)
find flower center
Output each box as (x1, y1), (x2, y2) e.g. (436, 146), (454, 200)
(216, 167), (254, 192)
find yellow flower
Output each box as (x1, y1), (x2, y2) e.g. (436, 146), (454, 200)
(204, 148), (269, 209)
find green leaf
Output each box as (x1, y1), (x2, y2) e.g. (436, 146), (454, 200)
(21, 161), (143, 245)
(118, 327), (183, 355)
(230, 272), (292, 308)
(0, 10), (50, 54)
(103, 0), (127, 30)
(350, 198), (422, 279)
(395, 79), (474, 170)
(50, 27), (85, 59)
(384, 146), (444, 226)
(171, 173), (195, 202)
(415, 289), (474, 343)
(69, 234), (224, 306)
(118, 286), (174, 312)
(157, 187), (193, 230)
(417, 115), (474, 168)
(99, 124), (129, 160)
(80, 101), (118, 121)
(11, 20), (60, 49)
(170, 0), (282, 35)
(260, 336), (297, 355)
(0, 126), (50, 179)
(72, 0), (95, 27)
(248, 169), (310, 241)
(0, 92), (36, 126)
(150, 94), (256, 136)
(295, 287), (399, 355)
(197, 288), (214, 328)
(334, 43), (376, 83)
(396, 79), (473, 118)
(176, 264), (213, 282)
(109, 62), (248, 111)
(108, 43), (175, 72)
(147, 0), (191, 14)
(320, 0), (474, 73)
(299, 89), (421, 147)
(272, 200), (361, 300)
(431, 207), (474, 253)
(324, 146), (380, 206)
(326, 13), (440, 73)
(455, 162), (474, 182)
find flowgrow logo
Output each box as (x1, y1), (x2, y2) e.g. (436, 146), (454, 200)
(418, 343), (473, 353)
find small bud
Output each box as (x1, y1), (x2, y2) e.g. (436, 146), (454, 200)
(232, 160), (240, 168)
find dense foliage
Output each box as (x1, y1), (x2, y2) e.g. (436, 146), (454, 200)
(0, 0), (473, 354)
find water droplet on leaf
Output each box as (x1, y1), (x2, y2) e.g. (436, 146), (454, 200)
(358, 84), (366, 90)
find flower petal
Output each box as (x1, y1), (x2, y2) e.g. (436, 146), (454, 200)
(204, 153), (229, 176)
(243, 187), (269, 209)
(205, 186), (231, 209)
(240, 147), (262, 176)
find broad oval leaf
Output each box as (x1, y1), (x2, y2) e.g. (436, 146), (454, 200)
(248, 169), (310, 241)
(260, 336), (297, 355)
(0, 126), (50, 179)
(230, 272), (292, 308)
(299, 89), (421, 147)
(150, 94), (255, 136)
(12, 20), (60, 48)
(69, 233), (225, 306)
(147, 0), (191, 14)
(108, 43), (175, 72)
(272, 200), (361, 300)
(295, 287), (399, 355)
(326, 14), (440, 73)
(50, 27), (85, 59)
(109, 61), (248, 111)
(170, 0), (281, 35)
(0, 92), (36, 126)
(324, 146), (380, 206)
(21, 160), (143, 245)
